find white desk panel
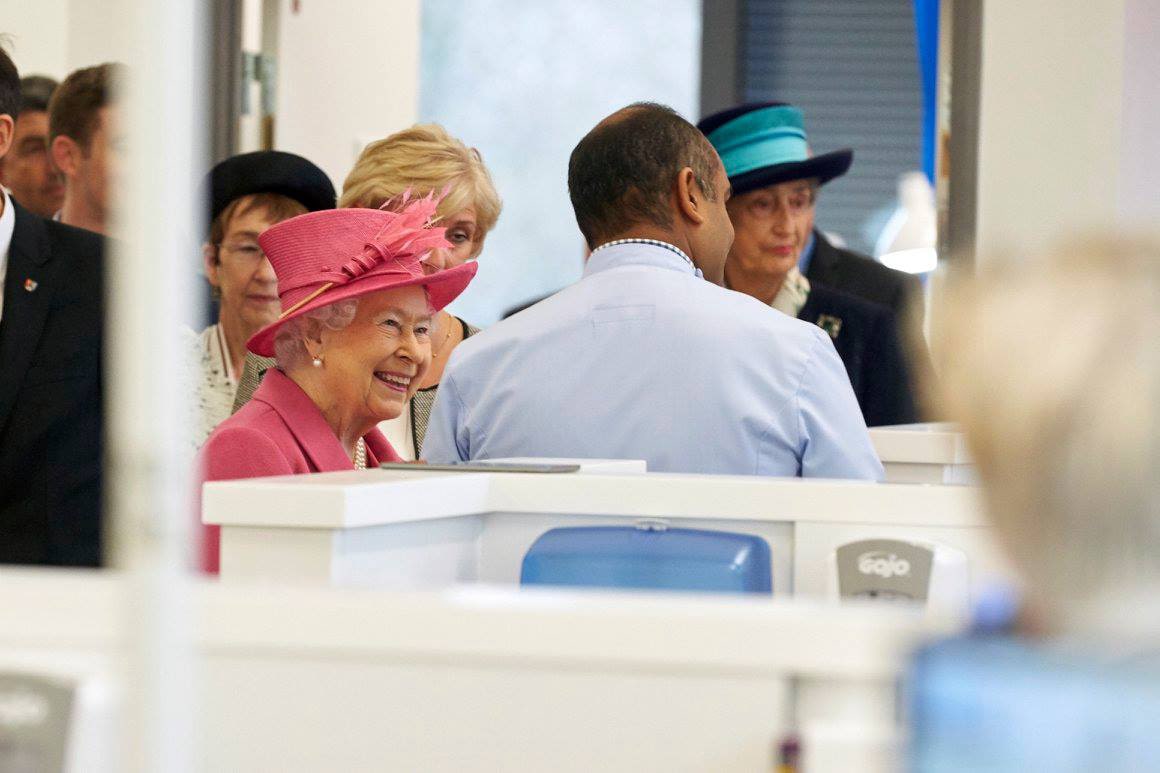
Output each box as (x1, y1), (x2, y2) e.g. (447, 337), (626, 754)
(869, 423), (976, 484)
(207, 470), (985, 528)
(0, 570), (959, 773)
(205, 467), (1002, 602)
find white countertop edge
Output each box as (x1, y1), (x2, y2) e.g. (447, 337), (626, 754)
(0, 570), (959, 679)
(870, 424), (973, 465)
(203, 470), (985, 529)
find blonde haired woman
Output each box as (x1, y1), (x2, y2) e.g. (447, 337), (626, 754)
(937, 237), (1160, 639)
(232, 124), (502, 459)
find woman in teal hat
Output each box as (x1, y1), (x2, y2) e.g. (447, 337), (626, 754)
(698, 102), (924, 426)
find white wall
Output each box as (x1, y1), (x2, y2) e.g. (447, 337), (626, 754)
(1118, 0), (1160, 225)
(0, 0), (132, 79)
(0, 0), (68, 76)
(419, 0), (702, 324)
(973, 0), (1128, 261)
(271, 0), (421, 194)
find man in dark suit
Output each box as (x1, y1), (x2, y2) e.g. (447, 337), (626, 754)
(698, 102), (924, 425)
(0, 49), (105, 566)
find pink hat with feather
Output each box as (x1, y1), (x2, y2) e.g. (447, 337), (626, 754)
(246, 194), (478, 357)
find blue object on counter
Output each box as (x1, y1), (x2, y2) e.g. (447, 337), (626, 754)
(520, 525), (772, 594)
(909, 636), (1160, 771)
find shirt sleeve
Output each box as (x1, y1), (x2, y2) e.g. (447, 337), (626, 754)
(796, 330), (885, 481)
(421, 371), (470, 463)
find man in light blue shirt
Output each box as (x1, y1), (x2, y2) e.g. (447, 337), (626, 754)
(424, 103), (882, 480)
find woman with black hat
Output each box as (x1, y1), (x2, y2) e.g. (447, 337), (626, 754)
(186, 150), (336, 448)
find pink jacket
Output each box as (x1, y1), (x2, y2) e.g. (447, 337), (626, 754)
(196, 367), (401, 573)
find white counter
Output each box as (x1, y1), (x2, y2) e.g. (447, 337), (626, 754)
(0, 568), (960, 773)
(869, 423), (976, 484)
(203, 465), (1007, 605)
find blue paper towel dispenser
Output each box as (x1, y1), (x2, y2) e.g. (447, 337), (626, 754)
(520, 524), (772, 595)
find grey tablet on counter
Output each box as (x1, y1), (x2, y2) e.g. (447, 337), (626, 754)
(378, 462), (581, 473)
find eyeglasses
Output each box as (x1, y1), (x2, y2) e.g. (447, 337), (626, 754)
(217, 241), (266, 263)
(740, 186), (818, 220)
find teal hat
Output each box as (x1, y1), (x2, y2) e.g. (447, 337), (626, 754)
(697, 102), (853, 195)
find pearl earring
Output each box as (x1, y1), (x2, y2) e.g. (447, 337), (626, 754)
(312, 356), (323, 368)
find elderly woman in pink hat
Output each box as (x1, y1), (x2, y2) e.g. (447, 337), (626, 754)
(196, 196), (477, 573)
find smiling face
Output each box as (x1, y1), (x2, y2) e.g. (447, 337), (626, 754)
(316, 285), (434, 426)
(206, 197), (283, 337)
(725, 178), (817, 292)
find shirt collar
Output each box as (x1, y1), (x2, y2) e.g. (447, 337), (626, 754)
(0, 191), (16, 260)
(584, 239), (704, 280)
(0, 192), (15, 320)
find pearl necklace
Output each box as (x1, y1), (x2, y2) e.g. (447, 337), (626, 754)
(354, 438), (367, 470)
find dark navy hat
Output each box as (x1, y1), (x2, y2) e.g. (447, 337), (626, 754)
(207, 150), (336, 225)
(697, 102), (853, 196)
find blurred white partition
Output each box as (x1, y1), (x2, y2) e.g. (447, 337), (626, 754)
(204, 465), (1010, 605)
(0, 569), (960, 773)
(869, 423), (975, 484)
(0, 571), (122, 773)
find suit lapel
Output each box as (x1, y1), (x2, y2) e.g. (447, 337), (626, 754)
(0, 204), (55, 434)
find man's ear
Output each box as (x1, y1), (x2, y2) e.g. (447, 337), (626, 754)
(0, 114), (14, 161)
(51, 135), (79, 178)
(202, 243), (221, 286)
(674, 166), (706, 226)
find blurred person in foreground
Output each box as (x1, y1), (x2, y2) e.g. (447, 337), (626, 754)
(49, 62), (122, 234)
(0, 48), (104, 566)
(0, 75), (64, 218)
(937, 237), (1160, 639)
(423, 102), (882, 479)
(698, 103), (921, 426)
(196, 197), (477, 572)
(187, 150), (335, 448)
(231, 124), (502, 459)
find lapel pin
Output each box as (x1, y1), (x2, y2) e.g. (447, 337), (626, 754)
(23, 278), (38, 292)
(816, 314), (843, 339)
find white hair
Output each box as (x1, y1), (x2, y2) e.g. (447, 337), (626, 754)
(273, 298), (359, 371)
(936, 236), (1160, 637)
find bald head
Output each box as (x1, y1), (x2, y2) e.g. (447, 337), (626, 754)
(568, 102), (722, 248)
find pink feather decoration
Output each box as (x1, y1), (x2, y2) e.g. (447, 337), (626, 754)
(339, 192), (450, 281)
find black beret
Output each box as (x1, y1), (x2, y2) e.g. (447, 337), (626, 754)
(207, 150), (336, 225)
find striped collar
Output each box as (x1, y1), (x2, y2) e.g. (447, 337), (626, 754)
(590, 238), (696, 272)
